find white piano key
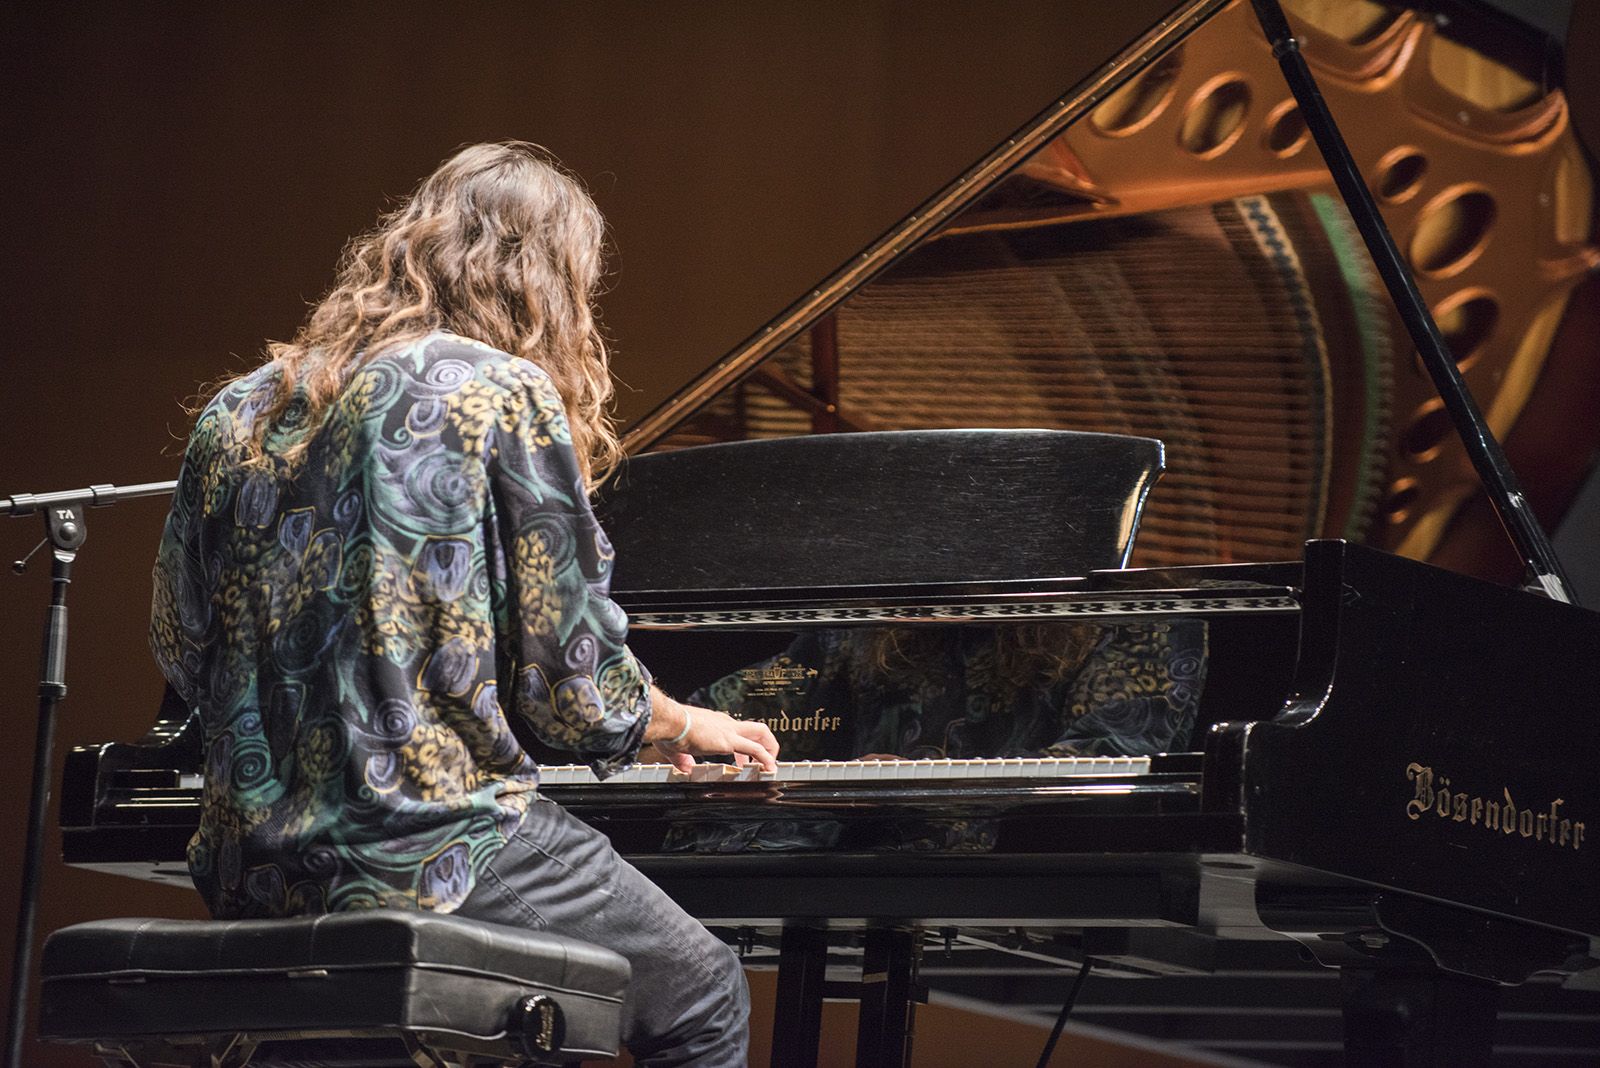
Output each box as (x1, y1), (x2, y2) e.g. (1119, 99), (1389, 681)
(537, 755), (1151, 786)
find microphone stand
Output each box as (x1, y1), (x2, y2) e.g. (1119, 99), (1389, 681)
(3, 479), (176, 1068)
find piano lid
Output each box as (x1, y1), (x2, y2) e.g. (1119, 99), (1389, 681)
(618, 0), (1600, 585)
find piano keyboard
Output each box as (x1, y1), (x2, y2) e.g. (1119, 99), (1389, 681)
(538, 755), (1150, 785)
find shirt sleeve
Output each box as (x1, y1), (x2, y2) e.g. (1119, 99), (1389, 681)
(149, 416), (216, 707)
(486, 363), (651, 776)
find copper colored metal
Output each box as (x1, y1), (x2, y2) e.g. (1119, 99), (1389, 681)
(629, 0), (1600, 583)
(936, 0), (1600, 572)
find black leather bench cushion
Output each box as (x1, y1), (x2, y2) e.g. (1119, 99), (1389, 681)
(39, 912), (628, 1060)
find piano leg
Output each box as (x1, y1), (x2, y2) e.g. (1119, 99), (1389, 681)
(854, 928), (919, 1068)
(1339, 966), (1500, 1067)
(772, 926), (827, 1068)
(768, 925), (925, 1068)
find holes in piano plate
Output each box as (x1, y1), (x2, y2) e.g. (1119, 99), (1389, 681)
(1401, 400), (1456, 462)
(1263, 101), (1308, 157)
(1410, 187), (1497, 276)
(1381, 477), (1422, 524)
(1376, 147), (1428, 203)
(1089, 47), (1183, 137)
(1418, 290), (1498, 375)
(1179, 76), (1251, 159)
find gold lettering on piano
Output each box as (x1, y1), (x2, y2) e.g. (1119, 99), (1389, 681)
(738, 658), (819, 698)
(748, 708), (843, 735)
(1406, 763), (1584, 852)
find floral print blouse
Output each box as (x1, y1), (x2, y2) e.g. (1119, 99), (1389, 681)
(151, 332), (651, 918)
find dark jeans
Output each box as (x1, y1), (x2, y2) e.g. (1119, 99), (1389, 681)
(458, 798), (751, 1066)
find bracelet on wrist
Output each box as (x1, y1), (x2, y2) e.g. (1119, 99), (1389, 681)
(663, 706), (693, 750)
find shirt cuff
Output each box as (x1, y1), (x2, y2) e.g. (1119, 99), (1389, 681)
(585, 652), (653, 779)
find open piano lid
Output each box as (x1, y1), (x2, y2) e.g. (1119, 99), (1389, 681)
(611, 0), (1600, 595)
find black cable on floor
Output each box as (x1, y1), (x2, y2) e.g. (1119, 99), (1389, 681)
(1035, 956), (1095, 1068)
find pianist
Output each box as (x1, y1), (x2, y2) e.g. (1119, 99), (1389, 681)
(149, 141), (776, 1066)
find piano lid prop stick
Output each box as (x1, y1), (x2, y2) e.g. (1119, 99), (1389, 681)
(1246, 0), (1577, 607)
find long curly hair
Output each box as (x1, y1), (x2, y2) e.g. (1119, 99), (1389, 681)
(232, 141), (621, 483)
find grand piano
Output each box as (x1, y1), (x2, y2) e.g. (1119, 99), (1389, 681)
(59, 1), (1600, 1064)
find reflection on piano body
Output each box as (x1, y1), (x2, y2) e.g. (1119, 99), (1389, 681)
(61, 0), (1600, 1063)
(685, 620), (1205, 765)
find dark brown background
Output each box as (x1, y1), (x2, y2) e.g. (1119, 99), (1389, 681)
(0, 2), (1181, 1061)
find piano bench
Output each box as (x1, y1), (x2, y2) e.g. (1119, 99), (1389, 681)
(37, 911), (629, 1067)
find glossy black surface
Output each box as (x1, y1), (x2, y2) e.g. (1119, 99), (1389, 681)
(60, 545), (1600, 992)
(59, 547), (1600, 1066)
(1215, 540), (1600, 942)
(599, 429), (1163, 591)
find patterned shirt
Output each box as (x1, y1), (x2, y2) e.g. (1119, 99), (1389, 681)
(151, 332), (652, 918)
